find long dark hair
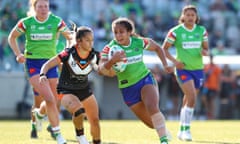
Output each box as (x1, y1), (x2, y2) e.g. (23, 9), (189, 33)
(112, 17), (139, 37)
(178, 5), (200, 24)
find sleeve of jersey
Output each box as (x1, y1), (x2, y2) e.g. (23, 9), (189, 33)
(58, 20), (68, 32)
(203, 28), (208, 42)
(166, 30), (176, 44)
(100, 45), (110, 60)
(58, 49), (69, 62)
(95, 51), (100, 64)
(16, 20), (26, 33)
(142, 38), (150, 50)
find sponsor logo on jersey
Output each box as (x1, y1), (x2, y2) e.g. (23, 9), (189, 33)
(38, 26), (45, 30)
(30, 33), (53, 40)
(182, 41), (201, 49)
(127, 55), (142, 64)
(125, 47), (139, 53)
(80, 60), (87, 64)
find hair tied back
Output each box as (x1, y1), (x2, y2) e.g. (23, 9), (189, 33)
(69, 20), (77, 32)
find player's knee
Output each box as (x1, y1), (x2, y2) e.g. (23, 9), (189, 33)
(74, 108), (85, 117)
(89, 116), (100, 125)
(151, 112), (166, 131)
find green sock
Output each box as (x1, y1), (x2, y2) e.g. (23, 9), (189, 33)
(36, 112), (44, 119)
(160, 136), (168, 143)
(180, 125), (184, 131)
(185, 126), (190, 131)
(47, 124), (52, 129)
(32, 123), (36, 131)
(53, 132), (60, 138)
(180, 125), (190, 131)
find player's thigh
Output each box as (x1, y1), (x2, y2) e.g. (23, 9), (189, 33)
(82, 95), (100, 122)
(61, 94), (82, 113)
(48, 78), (58, 95)
(130, 102), (153, 128)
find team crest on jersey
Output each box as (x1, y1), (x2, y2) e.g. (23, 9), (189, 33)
(71, 61), (77, 67)
(195, 33), (200, 39)
(47, 24), (52, 30)
(31, 25), (36, 30)
(134, 47), (139, 52)
(181, 34), (187, 40)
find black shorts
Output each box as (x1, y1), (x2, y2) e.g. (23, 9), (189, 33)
(57, 85), (93, 101)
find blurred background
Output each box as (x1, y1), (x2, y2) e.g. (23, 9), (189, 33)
(1, 0), (240, 120)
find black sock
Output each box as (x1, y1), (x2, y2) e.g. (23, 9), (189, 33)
(76, 128), (84, 136)
(93, 139), (101, 144)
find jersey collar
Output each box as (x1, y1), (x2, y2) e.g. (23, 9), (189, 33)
(182, 23), (196, 32)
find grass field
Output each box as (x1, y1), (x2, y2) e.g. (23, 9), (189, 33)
(0, 120), (240, 144)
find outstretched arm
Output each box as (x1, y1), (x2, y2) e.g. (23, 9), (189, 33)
(147, 38), (173, 73)
(39, 56), (60, 82)
(98, 59), (116, 77)
(162, 41), (185, 69)
(8, 27), (25, 63)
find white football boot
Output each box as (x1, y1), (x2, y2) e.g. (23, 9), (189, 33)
(76, 135), (89, 144)
(56, 134), (67, 144)
(178, 130), (192, 141)
(32, 108), (43, 131)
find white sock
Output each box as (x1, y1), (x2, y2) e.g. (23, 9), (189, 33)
(179, 107), (185, 126)
(52, 126), (61, 134)
(184, 106), (194, 126)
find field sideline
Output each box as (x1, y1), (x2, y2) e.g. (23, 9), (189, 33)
(0, 120), (239, 144)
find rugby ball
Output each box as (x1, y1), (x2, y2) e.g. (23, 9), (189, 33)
(108, 45), (127, 72)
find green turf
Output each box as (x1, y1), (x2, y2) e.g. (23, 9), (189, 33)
(0, 120), (239, 144)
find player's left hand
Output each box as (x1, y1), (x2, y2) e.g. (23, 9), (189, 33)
(164, 65), (174, 73)
(201, 49), (209, 56)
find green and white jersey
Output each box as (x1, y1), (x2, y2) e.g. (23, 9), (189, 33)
(16, 13), (68, 59)
(101, 36), (150, 88)
(165, 24), (208, 70)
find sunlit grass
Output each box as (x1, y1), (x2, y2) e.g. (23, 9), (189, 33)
(0, 120), (239, 144)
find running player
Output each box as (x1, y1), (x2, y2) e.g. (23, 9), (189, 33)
(162, 5), (209, 141)
(99, 17), (172, 144)
(40, 25), (101, 144)
(8, 0), (71, 143)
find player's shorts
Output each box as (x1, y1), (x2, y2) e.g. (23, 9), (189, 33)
(57, 84), (93, 101)
(175, 69), (204, 89)
(120, 73), (157, 107)
(25, 58), (58, 78)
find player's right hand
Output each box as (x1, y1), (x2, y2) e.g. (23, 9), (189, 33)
(16, 54), (26, 63)
(174, 61), (185, 69)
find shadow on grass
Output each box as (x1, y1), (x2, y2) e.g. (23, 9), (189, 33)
(66, 139), (120, 144)
(194, 140), (240, 144)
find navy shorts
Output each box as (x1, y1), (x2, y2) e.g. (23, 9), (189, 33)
(120, 73), (157, 107)
(175, 69), (204, 89)
(25, 59), (58, 78)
